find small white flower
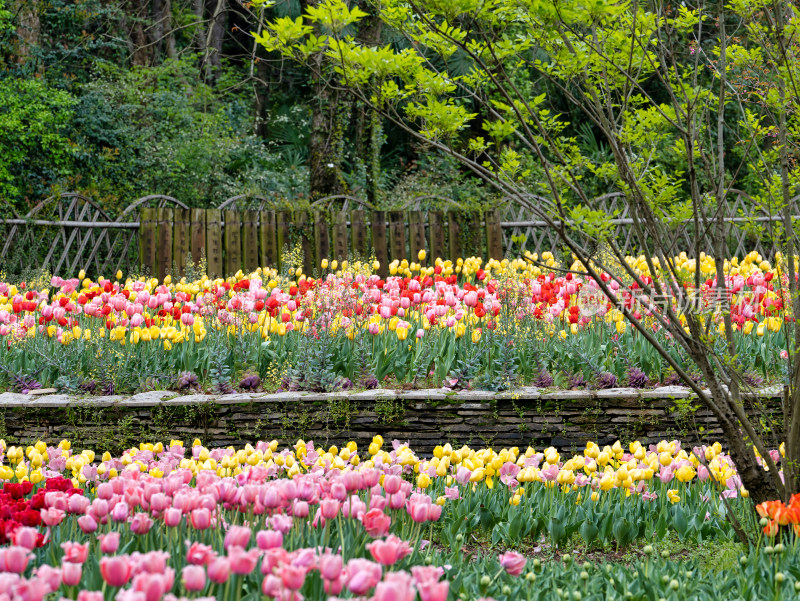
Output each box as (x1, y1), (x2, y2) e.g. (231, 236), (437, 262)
(327, 163), (334, 168)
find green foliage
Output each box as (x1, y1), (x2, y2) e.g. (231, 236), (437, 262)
(0, 79), (77, 208)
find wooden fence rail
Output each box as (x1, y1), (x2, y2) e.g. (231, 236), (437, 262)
(138, 208), (504, 279)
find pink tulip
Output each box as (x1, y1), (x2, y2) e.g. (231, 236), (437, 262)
(77, 515), (98, 534)
(111, 501), (130, 522)
(383, 475), (402, 495)
(346, 558), (382, 595)
(361, 508), (391, 537)
(182, 565), (206, 592)
(330, 481), (347, 501)
(35, 565), (62, 592)
(280, 565), (306, 590)
(186, 542), (215, 566)
(207, 557), (230, 583)
(190, 508), (212, 530)
(363, 470), (381, 488)
(130, 512), (154, 535)
(100, 556), (133, 587)
(67, 494), (90, 514)
(260, 548), (289, 576)
(408, 501), (430, 524)
(255, 530), (283, 550)
(61, 561), (82, 586)
(149, 493), (169, 513)
(389, 492), (407, 510)
(320, 498), (340, 520)
(498, 551), (527, 576)
(367, 535), (413, 566)
(370, 495), (387, 511)
(2, 546), (32, 573)
(90, 499), (109, 520)
(228, 547), (260, 575)
(132, 570), (173, 601)
(270, 514), (293, 534)
(343, 471), (364, 491)
(411, 566), (445, 585)
(77, 592), (104, 601)
(319, 553), (343, 581)
(455, 467), (471, 486)
(40, 508), (66, 527)
(342, 495), (366, 519)
(324, 576), (344, 595)
(99, 532), (120, 554)
(61, 542), (89, 564)
(12, 527), (39, 550)
(427, 504), (442, 522)
(374, 571), (416, 601)
(262, 574), (282, 597)
(96, 482), (114, 500)
(9, 578), (49, 601)
(163, 507), (182, 527)
(224, 525), (251, 550)
(292, 500), (309, 518)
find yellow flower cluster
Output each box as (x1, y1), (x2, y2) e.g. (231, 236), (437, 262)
(0, 435), (751, 506)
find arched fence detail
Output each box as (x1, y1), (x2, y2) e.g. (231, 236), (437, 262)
(0, 192), (796, 279)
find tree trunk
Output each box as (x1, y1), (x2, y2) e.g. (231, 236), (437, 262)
(151, 0), (164, 60)
(356, 4), (383, 205)
(13, 0), (40, 64)
(308, 85), (347, 199)
(127, 0), (153, 66)
(302, 0), (349, 200)
(161, 0), (176, 59)
(204, 0), (226, 82)
(254, 58), (269, 137)
(192, 0), (207, 56)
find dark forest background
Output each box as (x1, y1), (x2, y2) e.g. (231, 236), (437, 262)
(0, 0), (500, 216)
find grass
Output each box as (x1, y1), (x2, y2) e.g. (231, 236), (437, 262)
(432, 525), (745, 571)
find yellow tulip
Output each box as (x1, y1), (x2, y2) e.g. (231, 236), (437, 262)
(675, 465), (696, 482)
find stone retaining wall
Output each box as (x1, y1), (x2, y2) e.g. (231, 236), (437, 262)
(0, 387), (778, 453)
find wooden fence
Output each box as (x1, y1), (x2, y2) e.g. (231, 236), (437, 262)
(3, 191), (797, 279)
(138, 208), (504, 279)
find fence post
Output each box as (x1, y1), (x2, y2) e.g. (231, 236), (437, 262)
(206, 209), (222, 279)
(156, 207), (174, 281)
(388, 211), (405, 262)
(190, 208), (206, 269)
(332, 210), (348, 261)
(351, 210), (368, 259)
(276, 211), (291, 272)
(447, 212), (461, 259)
(224, 210), (242, 276)
(372, 211), (388, 278)
(485, 209), (503, 259)
(172, 207), (190, 275)
(428, 210), (444, 262)
(139, 207), (157, 275)
(408, 211), (426, 264)
(259, 210), (277, 270)
(314, 211), (330, 268)
(294, 211), (313, 275)
(242, 210), (259, 274)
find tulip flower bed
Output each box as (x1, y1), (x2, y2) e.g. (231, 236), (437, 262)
(0, 435), (799, 600)
(0, 250), (790, 395)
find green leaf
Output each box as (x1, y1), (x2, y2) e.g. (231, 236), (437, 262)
(673, 505), (688, 538)
(580, 521), (599, 546)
